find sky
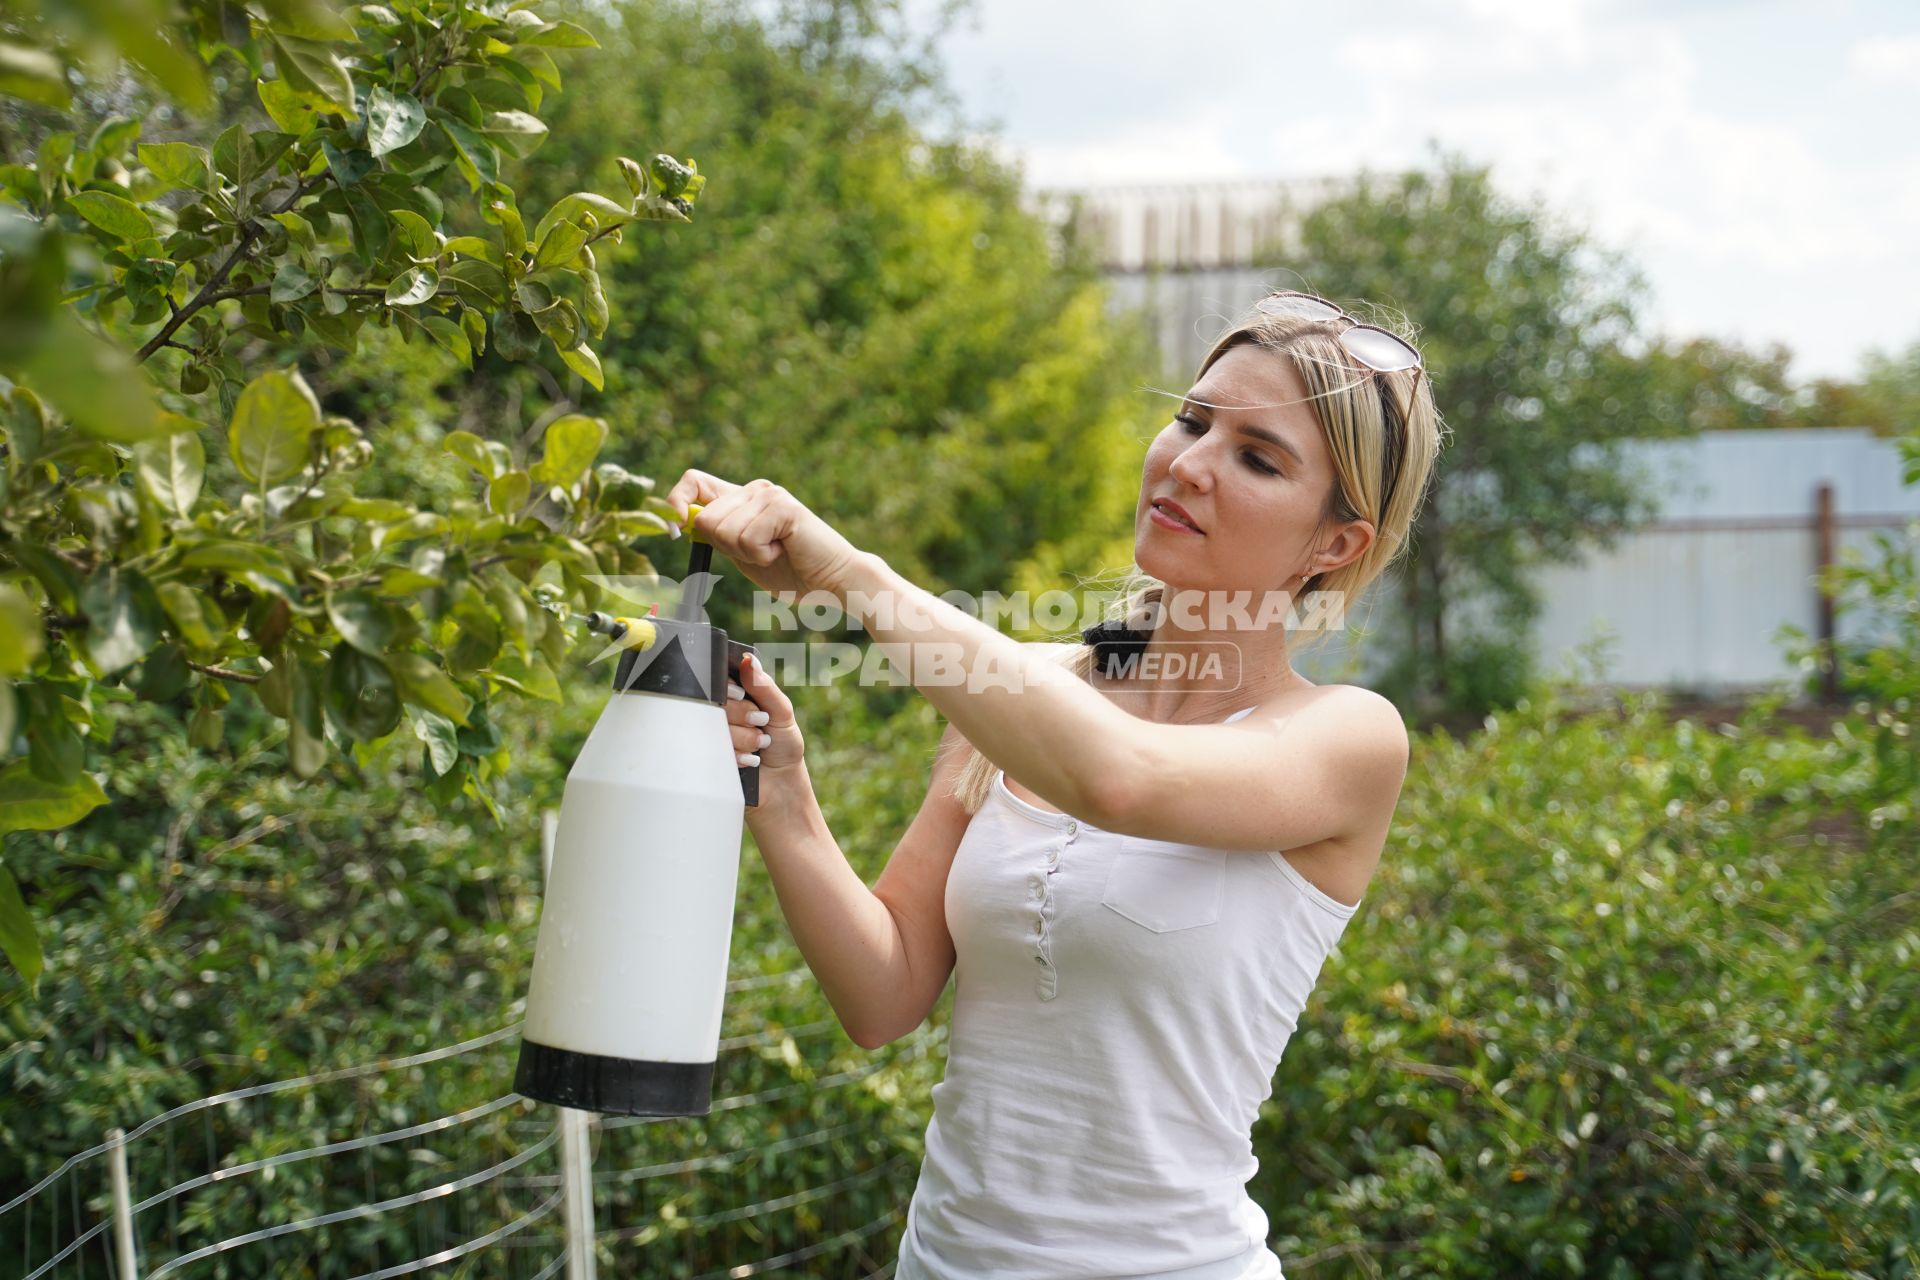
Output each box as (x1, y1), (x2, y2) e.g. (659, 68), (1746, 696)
(901, 0), (1920, 383)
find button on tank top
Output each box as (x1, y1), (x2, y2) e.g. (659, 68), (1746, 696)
(894, 706), (1362, 1280)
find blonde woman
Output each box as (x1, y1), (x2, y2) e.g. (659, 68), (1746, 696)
(664, 289), (1444, 1279)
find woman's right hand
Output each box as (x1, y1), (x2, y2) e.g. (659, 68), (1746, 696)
(729, 652), (806, 789)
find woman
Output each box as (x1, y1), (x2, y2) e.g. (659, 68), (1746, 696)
(664, 290), (1444, 1279)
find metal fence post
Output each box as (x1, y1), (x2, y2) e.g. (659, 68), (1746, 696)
(107, 1127), (136, 1280)
(541, 808), (598, 1280)
(560, 1108), (597, 1280)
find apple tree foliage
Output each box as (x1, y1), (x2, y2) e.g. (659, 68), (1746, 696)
(0, 0), (706, 980)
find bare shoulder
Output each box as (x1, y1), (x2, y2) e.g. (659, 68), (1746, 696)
(1257, 682), (1410, 805)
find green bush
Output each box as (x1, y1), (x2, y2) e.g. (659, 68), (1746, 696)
(1254, 683), (1919, 1278)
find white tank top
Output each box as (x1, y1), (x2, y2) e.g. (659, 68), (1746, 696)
(894, 706), (1362, 1280)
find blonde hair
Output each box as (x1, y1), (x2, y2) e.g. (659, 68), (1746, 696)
(940, 297), (1447, 814)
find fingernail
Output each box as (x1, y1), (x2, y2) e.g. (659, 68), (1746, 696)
(756, 732), (771, 749)
(737, 752), (760, 767)
(747, 710), (769, 727)
(727, 682), (745, 700)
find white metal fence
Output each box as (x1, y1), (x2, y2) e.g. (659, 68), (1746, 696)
(4, 815), (933, 1278)
(2, 987), (936, 1278)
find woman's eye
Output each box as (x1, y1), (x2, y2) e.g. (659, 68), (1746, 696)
(1177, 414), (1280, 475)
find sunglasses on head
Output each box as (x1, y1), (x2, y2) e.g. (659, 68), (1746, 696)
(1253, 289), (1420, 516)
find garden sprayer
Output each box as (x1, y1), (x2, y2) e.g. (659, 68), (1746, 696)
(512, 505), (759, 1116)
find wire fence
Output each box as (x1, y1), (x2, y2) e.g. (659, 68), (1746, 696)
(1, 974), (938, 1279)
(3, 812), (938, 1278)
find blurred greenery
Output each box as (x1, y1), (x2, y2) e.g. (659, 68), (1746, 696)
(2, 0), (1917, 1275)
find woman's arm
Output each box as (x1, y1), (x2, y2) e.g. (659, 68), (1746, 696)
(834, 552), (1410, 852)
(656, 470), (1405, 854)
(736, 655), (972, 1050)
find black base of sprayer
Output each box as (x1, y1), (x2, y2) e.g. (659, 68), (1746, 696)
(514, 1039), (715, 1117)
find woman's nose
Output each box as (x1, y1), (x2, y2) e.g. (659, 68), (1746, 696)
(1168, 441), (1211, 490)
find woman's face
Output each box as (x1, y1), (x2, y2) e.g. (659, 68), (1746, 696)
(1135, 342), (1357, 600)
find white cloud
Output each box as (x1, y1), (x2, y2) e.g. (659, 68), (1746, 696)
(927, 0), (1920, 378)
(1847, 32), (1920, 81)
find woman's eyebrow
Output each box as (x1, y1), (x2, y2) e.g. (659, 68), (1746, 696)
(1184, 395), (1306, 468)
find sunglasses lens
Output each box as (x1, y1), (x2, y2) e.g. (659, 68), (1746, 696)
(1343, 326), (1421, 373)
(1256, 292), (1342, 322)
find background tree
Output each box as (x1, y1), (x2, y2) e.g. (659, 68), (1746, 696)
(1803, 337), (1920, 436)
(1276, 151), (1801, 717)
(510, 0), (1152, 603)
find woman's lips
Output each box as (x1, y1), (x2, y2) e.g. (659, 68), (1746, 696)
(1149, 505), (1204, 535)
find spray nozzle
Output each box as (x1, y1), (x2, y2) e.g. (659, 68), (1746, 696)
(584, 610), (659, 652)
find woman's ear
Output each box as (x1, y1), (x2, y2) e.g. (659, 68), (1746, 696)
(1316, 518), (1377, 579)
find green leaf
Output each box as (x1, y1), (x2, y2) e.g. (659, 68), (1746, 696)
(270, 260), (318, 303)
(558, 341), (604, 391)
(529, 416), (602, 491)
(18, 311), (162, 441)
(421, 315), (472, 368)
(257, 76), (322, 134)
(343, 188), (390, 266)
(533, 298), (583, 352)
(532, 219), (589, 271)
(136, 141), (210, 192)
(437, 117), (498, 192)
(513, 278), (552, 313)
(407, 704), (459, 775)
(531, 192), (631, 251)
(79, 566), (164, 675)
(486, 652), (561, 701)
(389, 208), (439, 261)
(383, 266), (438, 306)
(0, 861), (40, 985)
(229, 368), (320, 487)
(518, 20), (599, 48)
(322, 138), (374, 186)
(0, 40), (70, 110)
(482, 110), (548, 160)
(271, 210), (318, 252)
(391, 653), (472, 726)
(187, 700), (222, 749)
(67, 190), (153, 242)
(366, 86), (426, 156)
(462, 305), (488, 357)
(484, 188), (526, 259)
(134, 428), (206, 517)
(492, 309), (542, 362)
(155, 581), (220, 652)
(0, 584), (43, 675)
(326, 588), (397, 655)
(439, 259), (507, 308)
(444, 430), (503, 479)
(132, 642), (191, 701)
(581, 269), (608, 337)
(488, 469), (530, 516)
(257, 0), (356, 41)
(517, 47), (562, 89)
(270, 34), (356, 117)
(325, 647), (401, 741)
(288, 655), (327, 777)
(444, 235), (504, 266)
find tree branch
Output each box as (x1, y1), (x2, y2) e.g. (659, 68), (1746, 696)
(188, 660), (262, 685)
(135, 173), (325, 362)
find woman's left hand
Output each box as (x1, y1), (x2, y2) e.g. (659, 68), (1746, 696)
(661, 470), (866, 602)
